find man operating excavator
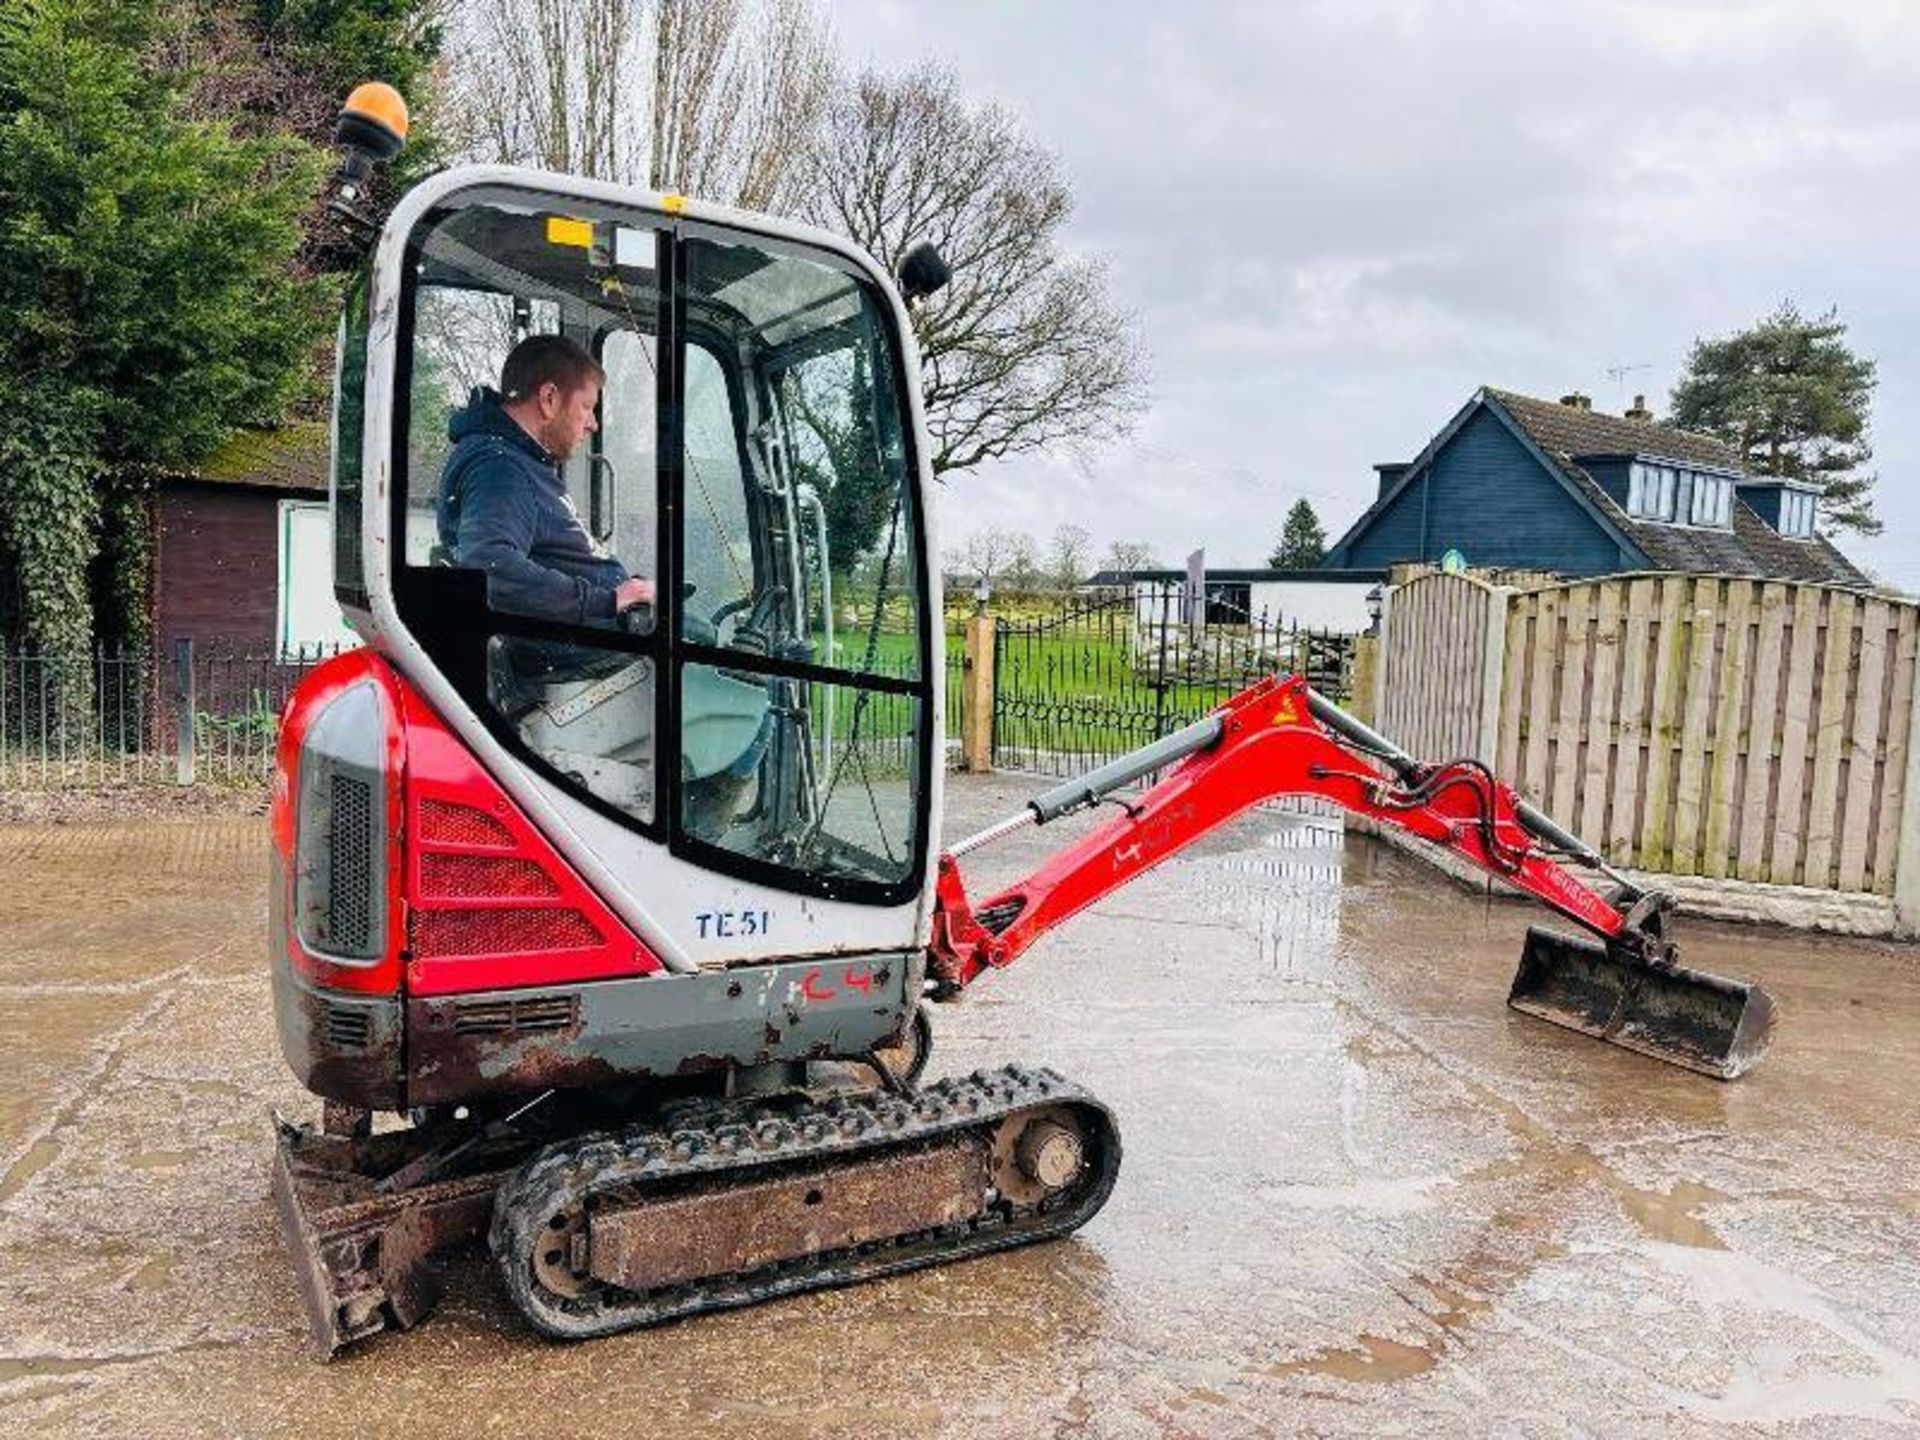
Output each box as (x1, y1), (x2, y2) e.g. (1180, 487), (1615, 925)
(435, 334), (656, 625)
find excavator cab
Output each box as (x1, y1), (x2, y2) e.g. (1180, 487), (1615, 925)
(276, 165), (958, 1127)
(332, 170), (937, 956)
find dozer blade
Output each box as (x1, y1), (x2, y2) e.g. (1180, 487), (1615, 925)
(270, 1115), (518, 1357)
(1507, 925), (1775, 1079)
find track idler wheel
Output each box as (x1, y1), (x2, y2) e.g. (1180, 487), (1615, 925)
(528, 1198), (600, 1301)
(990, 1106), (1089, 1206)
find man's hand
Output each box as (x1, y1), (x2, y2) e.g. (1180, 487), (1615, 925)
(614, 576), (656, 612)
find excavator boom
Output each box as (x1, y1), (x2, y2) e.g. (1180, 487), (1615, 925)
(929, 674), (1773, 1080)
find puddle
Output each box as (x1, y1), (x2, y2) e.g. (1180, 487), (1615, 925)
(1464, 1141), (1729, 1249)
(1610, 1176), (1728, 1250)
(1265, 1332), (1442, 1384)
(0, 1139), (61, 1204)
(127, 1150), (195, 1171)
(125, 1254), (177, 1291)
(1258, 1238), (1548, 1389)
(0, 1356), (102, 1383)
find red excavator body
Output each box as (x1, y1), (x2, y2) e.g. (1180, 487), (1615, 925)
(266, 84), (1774, 1358)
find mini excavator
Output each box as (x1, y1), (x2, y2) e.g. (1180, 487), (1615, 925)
(269, 86), (1774, 1356)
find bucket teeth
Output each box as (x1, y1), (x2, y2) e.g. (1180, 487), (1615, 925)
(1507, 926), (1775, 1080)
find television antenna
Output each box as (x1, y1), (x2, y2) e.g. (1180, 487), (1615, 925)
(1606, 361), (1651, 404)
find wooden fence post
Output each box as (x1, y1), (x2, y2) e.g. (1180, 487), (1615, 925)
(1370, 585), (1393, 730)
(1894, 678), (1920, 937)
(174, 636), (195, 786)
(1346, 633), (1378, 725)
(962, 607), (996, 773)
(1478, 586), (1511, 765)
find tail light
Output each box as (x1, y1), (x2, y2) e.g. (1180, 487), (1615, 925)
(290, 678), (397, 990)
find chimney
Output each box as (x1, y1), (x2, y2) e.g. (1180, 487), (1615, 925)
(1559, 392), (1592, 411)
(1625, 394), (1653, 422)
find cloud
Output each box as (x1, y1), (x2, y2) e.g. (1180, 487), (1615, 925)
(836, 0), (1920, 586)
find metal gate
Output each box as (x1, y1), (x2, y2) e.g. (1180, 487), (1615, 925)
(991, 584), (1355, 778)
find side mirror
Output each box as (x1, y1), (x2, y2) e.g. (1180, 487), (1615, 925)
(896, 241), (951, 303)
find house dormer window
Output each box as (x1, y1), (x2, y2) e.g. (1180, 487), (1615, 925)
(1625, 462), (1733, 528)
(1778, 487), (1817, 538)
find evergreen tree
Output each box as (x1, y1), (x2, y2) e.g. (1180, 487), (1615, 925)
(1669, 302), (1878, 535)
(1267, 499), (1327, 568)
(0, 0), (330, 666)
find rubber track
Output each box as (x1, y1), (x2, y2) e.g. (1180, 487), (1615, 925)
(489, 1063), (1121, 1339)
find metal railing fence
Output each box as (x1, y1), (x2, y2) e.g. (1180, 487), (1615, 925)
(991, 583), (1358, 777)
(0, 640), (353, 788)
(2, 630), (969, 792)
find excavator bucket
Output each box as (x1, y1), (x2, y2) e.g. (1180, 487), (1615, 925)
(1507, 926), (1775, 1080)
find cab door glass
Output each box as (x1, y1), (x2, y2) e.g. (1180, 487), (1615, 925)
(678, 235), (922, 681)
(772, 337), (920, 681)
(597, 328), (659, 582)
(680, 346), (756, 649)
(396, 193), (665, 831)
(406, 286), (559, 566)
(674, 233), (929, 899)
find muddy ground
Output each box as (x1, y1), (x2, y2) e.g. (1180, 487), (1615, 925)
(1, 775), (1917, 1437)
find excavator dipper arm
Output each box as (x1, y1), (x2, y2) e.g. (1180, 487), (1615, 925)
(928, 674), (1773, 1080)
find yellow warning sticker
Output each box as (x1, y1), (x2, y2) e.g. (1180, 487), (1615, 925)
(546, 216), (594, 248)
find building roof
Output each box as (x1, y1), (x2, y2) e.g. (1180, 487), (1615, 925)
(1485, 388), (1743, 472)
(1483, 390), (1870, 587)
(1329, 387), (1870, 588)
(163, 422), (330, 494)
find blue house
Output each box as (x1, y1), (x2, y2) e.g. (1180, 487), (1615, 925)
(1322, 388), (1869, 587)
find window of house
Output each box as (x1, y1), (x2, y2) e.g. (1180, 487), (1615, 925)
(1626, 462), (1735, 529)
(1779, 488), (1817, 538)
(1690, 474), (1732, 526)
(1204, 582), (1252, 624)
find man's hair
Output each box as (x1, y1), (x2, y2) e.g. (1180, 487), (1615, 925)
(500, 334), (604, 402)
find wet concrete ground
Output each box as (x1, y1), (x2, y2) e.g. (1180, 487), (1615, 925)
(1, 775), (1917, 1437)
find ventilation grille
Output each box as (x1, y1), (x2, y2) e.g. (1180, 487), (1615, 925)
(327, 773), (374, 953)
(414, 907), (603, 959)
(323, 1003), (372, 1051)
(420, 853), (559, 900)
(450, 995), (579, 1035)
(419, 799), (513, 848)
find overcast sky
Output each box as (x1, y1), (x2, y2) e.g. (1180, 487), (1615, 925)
(831, 0), (1920, 589)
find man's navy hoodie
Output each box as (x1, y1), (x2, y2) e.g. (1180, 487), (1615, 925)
(435, 388), (628, 625)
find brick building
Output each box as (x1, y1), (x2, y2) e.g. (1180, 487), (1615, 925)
(151, 423), (355, 657)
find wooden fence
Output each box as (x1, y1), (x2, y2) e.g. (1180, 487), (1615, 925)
(1375, 570), (1920, 932)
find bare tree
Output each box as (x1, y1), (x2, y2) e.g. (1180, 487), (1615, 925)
(948, 526), (1030, 587)
(447, 0), (832, 207)
(999, 532), (1044, 591)
(1101, 540), (1161, 575)
(450, 0), (645, 180)
(1046, 523), (1092, 590)
(797, 63), (1147, 475)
